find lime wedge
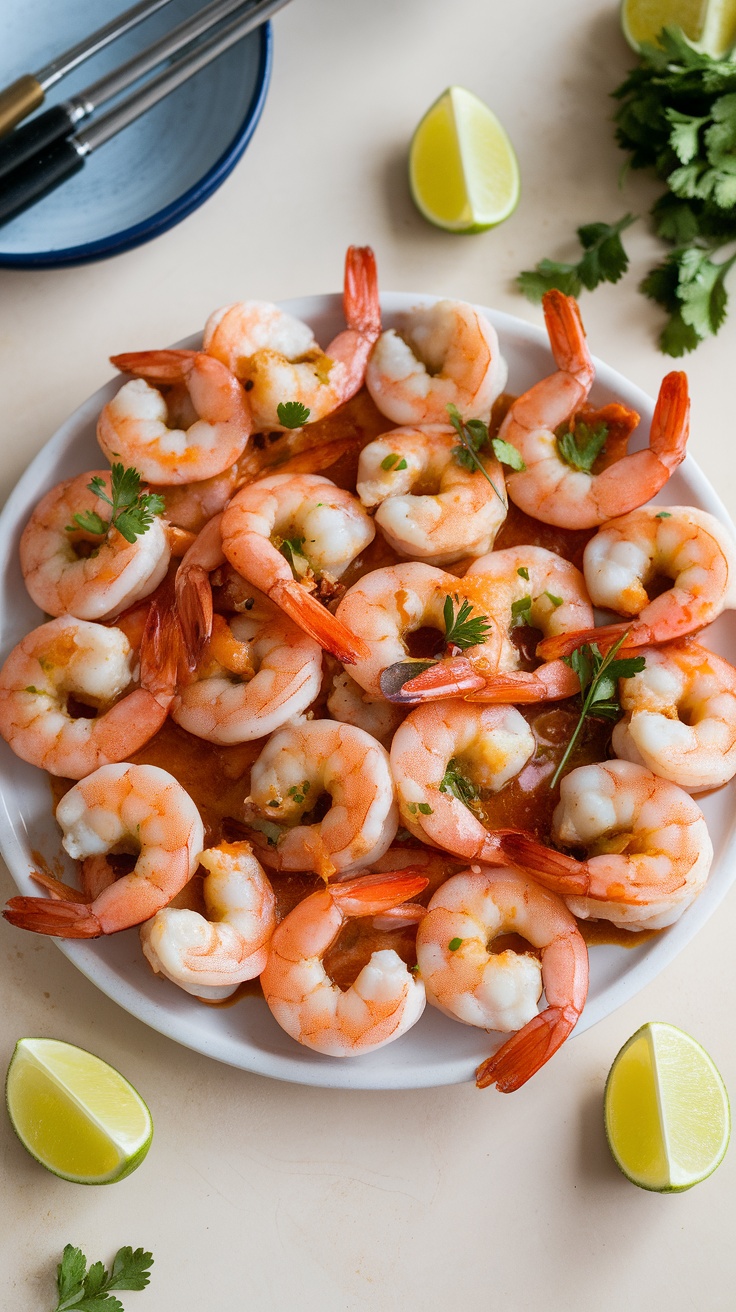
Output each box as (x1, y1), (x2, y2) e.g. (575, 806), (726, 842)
(621, 0), (736, 56)
(605, 1022), (730, 1192)
(409, 86), (520, 234)
(6, 1037), (152, 1185)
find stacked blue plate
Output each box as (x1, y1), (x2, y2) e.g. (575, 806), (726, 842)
(0, 0), (272, 267)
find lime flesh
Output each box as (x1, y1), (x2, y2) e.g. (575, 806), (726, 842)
(621, 0), (736, 56)
(409, 86), (520, 233)
(6, 1037), (152, 1185)
(605, 1022), (730, 1192)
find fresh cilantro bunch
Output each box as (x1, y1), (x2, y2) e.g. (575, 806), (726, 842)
(67, 465), (164, 544)
(53, 1244), (153, 1311)
(518, 26), (736, 356)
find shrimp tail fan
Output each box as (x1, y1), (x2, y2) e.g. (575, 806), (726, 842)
(385, 656), (486, 704)
(272, 578), (370, 665)
(651, 371), (689, 473)
(476, 1004), (581, 1092)
(499, 832), (591, 896)
(3, 896), (102, 938)
(110, 349), (197, 381)
(343, 245), (381, 340)
(175, 565), (213, 671)
(139, 594), (184, 703)
(330, 869), (429, 917)
(537, 622), (638, 662)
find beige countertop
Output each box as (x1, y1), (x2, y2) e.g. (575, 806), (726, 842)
(2, 1), (736, 1307)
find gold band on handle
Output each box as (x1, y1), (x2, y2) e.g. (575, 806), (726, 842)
(0, 75), (44, 137)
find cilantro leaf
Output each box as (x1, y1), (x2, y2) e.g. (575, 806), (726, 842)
(446, 405), (505, 503)
(552, 636), (645, 788)
(517, 215), (636, 303)
(641, 247), (736, 354)
(107, 1248), (153, 1293)
(517, 566), (529, 580)
(556, 420), (609, 473)
(57, 1246), (87, 1306)
(510, 595), (532, 625)
(443, 594), (492, 651)
(491, 437), (526, 471)
(440, 758), (481, 812)
(277, 401), (310, 428)
(66, 465), (164, 544)
(448, 937), (463, 951)
(53, 1245), (153, 1311)
(279, 536), (308, 575)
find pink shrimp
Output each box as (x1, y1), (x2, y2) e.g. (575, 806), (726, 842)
(499, 290), (689, 528)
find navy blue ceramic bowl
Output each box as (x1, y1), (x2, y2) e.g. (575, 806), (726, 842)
(0, 0), (272, 267)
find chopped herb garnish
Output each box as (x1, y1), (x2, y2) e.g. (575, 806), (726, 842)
(287, 780), (311, 806)
(381, 452), (408, 471)
(491, 436), (526, 471)
(443, 593), (493, 651)
(656, 510), (673, 517)
(446, 404), (505, 503)
(517, 566), (530, 580)
(279, 536), (307, 574)
(544, 591), (564, 607)
(277, 400), (310, 428)
(510, 595), (533, 625)
(66, 464), (164, 545)
(53, 1243), (153, 1312)
(551, 633), (646, 789)
(440, 758), (481, 811)
(557, 420), (609, 474)
(448, 937), (463, 952)
(418, 802), (433, 815)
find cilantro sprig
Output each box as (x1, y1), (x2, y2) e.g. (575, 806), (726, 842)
(446, 405), (522, 502)
(443, 594), (493, 651)
(53, 1244), (153, 1312)
(277, 400), (310, 428)
(556, 420), (610, 473)
(67, 465), (164, 545)
(517, 215), (637, 302)
(550, 634), (646, 789)
(440, 758), (481, 812)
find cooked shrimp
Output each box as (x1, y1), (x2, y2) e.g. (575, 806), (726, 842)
(389, 701), (535, 863)
(220, 473), (374, 663)
(140, 841), (276, 999)
(3, 763), (204, 937)
(246, 719), (399, 877)
(327, 670), (406, 747)
(98, 349), (252, 485)
(0, 612), (174, 778)
(416, 866), (588, 1092)
(538, 505), (736, 660)
(204, 246), (380, 430)
(171, 605), (322, 744)
(394, 546), (594, 705)
(20, 471), (170, 621)
(502, 759), (713, 931)
(335, 562), (505, 698)
(365, 299), (507, 425)
(611, 640), (736, 792)
(499, 290), (689, 528)
(356, 426), (507, 565)
(260, 869), (428, 1056)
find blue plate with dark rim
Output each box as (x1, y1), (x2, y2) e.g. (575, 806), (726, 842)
(0, 0), (272, 268)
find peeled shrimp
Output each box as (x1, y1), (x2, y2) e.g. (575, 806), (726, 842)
(220, 473), (374, 663)
(246, 719), (398, 877)
(172, 604), (322, 744)
(539, 505), (736, 660)
(0, 613), (173, 778)
(499, 290), (689, 528)
(356, 426), (507, 565)
(611, 640), (736, 791)
(140, 841), (276, 999)
(395, 546), (594, 705)
(98, 349), (252, 485)
(389, 701), (535, 863)
(334, 562), (505, 699)
(327, 670), (406, 748)
(502, 759), (713, 931)
(20, 470), (170, 621)
(260, 869), (428, 1056)
(3, 763), (204, 937)
(365, 299), (507, 425)
(416, 866), (588, 1092)
(204, 246), (380, 430)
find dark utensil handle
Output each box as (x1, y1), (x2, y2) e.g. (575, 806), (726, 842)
(0, 105), (76, 183)
(0, 138), (84, 227)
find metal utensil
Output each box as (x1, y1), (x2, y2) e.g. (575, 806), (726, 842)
(0, 0), (289, 230)
(0, 0), (175, 136)
(0, 0), (259, 184)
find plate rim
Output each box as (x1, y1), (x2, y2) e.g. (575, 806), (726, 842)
(0, 22), (272, 270)
(1, 289), (736, 1089)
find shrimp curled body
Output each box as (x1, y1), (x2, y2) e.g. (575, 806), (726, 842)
(416, 866), (589, 1092)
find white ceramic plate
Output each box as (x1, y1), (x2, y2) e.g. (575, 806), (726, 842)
(1, 293), (735, 1089)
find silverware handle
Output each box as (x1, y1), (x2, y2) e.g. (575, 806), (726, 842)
(0, 75), (44, 137)
(34, 0), (175, 91)
(0, 138), (86, 229)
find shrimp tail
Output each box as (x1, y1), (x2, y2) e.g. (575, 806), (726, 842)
(536, 622), (644, 661)
(475, 1003), (581, 1092)
(110, 349), (198, 382)
(499, 832), (592, 896)
(271, 578), (370, 664)
(3, 896), (103, 937)
(542, 290), (593, 383)
(465, 660), (580, 704)
(384, 656), (487, 704)
(139, 594), (184, 703)
(343, 245), (381, 340)
(650, 371), (689, 474)
(330, 869), (429, 917)
(29, 871), (85, 902)
(175, 565), (213, 670)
